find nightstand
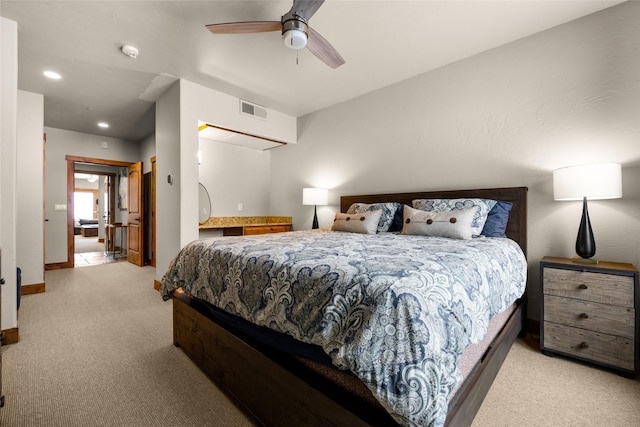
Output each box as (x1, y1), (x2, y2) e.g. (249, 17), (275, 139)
(540, 256), (639, 377)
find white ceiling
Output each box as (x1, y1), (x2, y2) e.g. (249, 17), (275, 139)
(1, 0), (624, 142)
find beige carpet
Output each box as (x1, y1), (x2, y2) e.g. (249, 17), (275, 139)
(74, 235), (105, 254)
(473, 335), (640, 426)
(1, 263), (255, 427)
(1, 262), (639, 426)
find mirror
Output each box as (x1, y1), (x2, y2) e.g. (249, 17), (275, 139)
(198, 183), (211, 224)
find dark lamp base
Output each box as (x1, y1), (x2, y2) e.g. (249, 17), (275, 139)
(575, 197), (596, 259)
(311, 205), (319, 229)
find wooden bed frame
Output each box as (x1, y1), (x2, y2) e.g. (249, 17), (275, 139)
(172, 186), (528, 426)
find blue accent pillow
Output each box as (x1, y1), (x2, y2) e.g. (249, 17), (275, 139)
(388, 202), (405, 232)
(480, 201), (513, 237)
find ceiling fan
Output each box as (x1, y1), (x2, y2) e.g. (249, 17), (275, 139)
(206, 0), (345, 69)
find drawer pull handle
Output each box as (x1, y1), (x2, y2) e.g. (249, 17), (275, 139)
(578, 342), (589, 349)
(578, 284), (588, 290)
(578, 313), (589, 319)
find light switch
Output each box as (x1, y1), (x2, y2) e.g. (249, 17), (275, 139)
(54, 204), (67, 212)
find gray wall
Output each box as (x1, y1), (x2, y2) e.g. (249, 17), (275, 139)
(198, 139), (271, 217)
(44, 127), (141, 264)
(155, 81), (182, 282)
(17, 90), (44, 288)
(270, 2), (640, 320)
(140, 132), (156, 174)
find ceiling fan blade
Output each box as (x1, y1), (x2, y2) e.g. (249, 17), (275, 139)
(306, 27), (345, 69)
(206, 21), (281, 34)
(291, 0), (325, 21)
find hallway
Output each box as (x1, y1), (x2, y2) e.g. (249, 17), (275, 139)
(74, 235), (126, 267)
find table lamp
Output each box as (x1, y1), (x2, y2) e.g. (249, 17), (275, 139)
(553, 163), (622, 263)
(302, 188), (328, 229)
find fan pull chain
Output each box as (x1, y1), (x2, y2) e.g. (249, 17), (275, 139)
(296, 50), (299, 65)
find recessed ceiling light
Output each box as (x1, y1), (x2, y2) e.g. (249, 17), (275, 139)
(43, 70), (61, 80)
(120, 45), (139, 59)
(98, 122), (109, 128)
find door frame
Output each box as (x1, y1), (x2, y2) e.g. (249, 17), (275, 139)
(150, 156), (156, 267)
(45, 155), (134, 270)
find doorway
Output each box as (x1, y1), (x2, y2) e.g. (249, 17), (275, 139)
(44, 156), (138, 269)
(72, 170), (118, 267)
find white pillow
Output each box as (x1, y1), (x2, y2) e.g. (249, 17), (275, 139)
(411, 198), (496, 237)
(332, 210), (383, 234)
(401, 205), (478, 240)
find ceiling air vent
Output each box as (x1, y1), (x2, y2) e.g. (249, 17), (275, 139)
(240, 100), (267, 120)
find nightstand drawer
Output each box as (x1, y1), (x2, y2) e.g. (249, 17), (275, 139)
(543, 267), (634, 307)
(543, 295), (635, 339)
(543, 322), (635, 370)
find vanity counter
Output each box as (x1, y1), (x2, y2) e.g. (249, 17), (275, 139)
(199, 216), (292, 236)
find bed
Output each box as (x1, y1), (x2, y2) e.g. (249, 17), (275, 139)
(160, 186), (528, 427)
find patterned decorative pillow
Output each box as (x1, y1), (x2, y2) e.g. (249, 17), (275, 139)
(401, 205), (478, 240)
(346, 202), (400, 233)
(411, 198), (497, 237)
(332, 210), (383, 235)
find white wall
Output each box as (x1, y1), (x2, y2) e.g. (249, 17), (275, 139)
(155, 79), (296, 280)
(179, 79), (297, 247)
(74, 178), (99, 191)
(270, 2), (640, 320)
(1, 17), (18, 330)
(198, 139), (270, 217)
(17, 91), (44, 288)
(44, 127), (140, 263)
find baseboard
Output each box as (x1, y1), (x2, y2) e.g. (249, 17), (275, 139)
(45, 261), (73, 270)
(154, 279), (161, 291)
(1, 327), (19, 346)
(22, 282), (46, 295)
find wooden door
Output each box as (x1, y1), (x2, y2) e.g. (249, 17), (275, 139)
(127, 162), (144, 266)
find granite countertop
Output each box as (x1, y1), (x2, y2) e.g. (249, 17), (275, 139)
(199, 216), (292, 230)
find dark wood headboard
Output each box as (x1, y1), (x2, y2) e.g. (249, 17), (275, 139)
(340, 187), (528, 257)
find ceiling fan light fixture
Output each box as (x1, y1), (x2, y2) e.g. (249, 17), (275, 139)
(283, 28), (307, 49)
(281, 14), (308, 50)
(206, 2), (343, 68)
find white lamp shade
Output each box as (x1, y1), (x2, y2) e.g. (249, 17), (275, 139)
(302, 188), (328, 206)
(553, 163), (622, 201)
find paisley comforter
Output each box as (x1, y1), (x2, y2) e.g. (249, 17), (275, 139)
(160, 230), (527, 427)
